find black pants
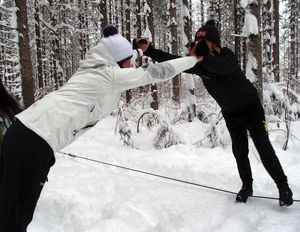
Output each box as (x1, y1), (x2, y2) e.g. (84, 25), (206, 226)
(222, 100), (288, 189)
(0, 120), (55, 232)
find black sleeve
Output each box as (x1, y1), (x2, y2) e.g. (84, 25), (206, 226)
(144, 44), (181, 62)
(144, 44), (202, 75)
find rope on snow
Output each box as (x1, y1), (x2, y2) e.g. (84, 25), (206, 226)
(58, 151), (300, 203)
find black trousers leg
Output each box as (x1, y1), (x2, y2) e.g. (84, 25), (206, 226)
(0, 120), (55, 232)
(224, 101), (288, 189)
(224, 115), (253, 185)
(247, 106), (287, 188)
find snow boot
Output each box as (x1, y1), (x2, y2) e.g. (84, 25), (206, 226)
(279, 186), (293, 207)
(236, 185), (253, 203)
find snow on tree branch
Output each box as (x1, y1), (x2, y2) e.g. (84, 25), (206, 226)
(241, 9), (258, 36)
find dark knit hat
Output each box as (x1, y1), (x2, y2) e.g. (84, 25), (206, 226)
(195, 20), (220, 45)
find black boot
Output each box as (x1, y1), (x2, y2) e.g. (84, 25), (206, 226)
(236, 185), (253, 203)
(279, 186), (293, 207)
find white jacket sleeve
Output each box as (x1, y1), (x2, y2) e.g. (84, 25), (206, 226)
(112, 56), (197, 92)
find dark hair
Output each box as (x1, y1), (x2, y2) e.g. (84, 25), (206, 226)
(195, 40), (210, 57)
(0, 79), (22, 119)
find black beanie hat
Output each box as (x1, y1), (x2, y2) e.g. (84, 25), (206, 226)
(195, 20), (220, 45)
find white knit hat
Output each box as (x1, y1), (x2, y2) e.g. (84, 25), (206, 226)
(101, 26), (133, 63)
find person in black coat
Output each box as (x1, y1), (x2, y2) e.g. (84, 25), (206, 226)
(136, 20), (293, 206)
(0, 80), (22, 147)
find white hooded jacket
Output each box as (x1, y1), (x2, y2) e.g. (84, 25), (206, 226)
(16, 43), (197, 153)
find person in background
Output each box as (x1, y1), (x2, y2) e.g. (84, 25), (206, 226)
(0, 80), (22, 149)
(137, 20), (293, 207)
(0, 26), (202, 232)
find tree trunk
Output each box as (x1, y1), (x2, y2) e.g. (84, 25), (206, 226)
(34, 0), (44, 89)
(262, 0), (273, 82)
(168, 0), (180, 104)
(182, 0), (196, 120)
(125, 0), (132, 103)
(120, 2), (124, 31)
(135, 0), (144, 94)
(289, 0), (297, 80)
(115, 0), (119, 29)
(200, 0), (205, 25)
(234, 0), (243, 63)
(136, 0), (142, 36)
(78, 0), (89, 59)
(125, 0), (130, 39)
(242, 37), (247, 72)
(249, 2), (263, 100)
(108, 0), (113, 24)
(209, 0), (218, 21)
(146, 0), (158, 110)
(100, 0), (107, 29)
(217, 0), (222, 33)
(273, 0), (280, 82)
(16, 0), (35, 107)
(48, 0), (62, 89)
(298, 1), (300, 79)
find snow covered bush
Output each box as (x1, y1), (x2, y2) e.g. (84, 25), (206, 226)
(136, 110), (183, 149)
(115, 101), (134, 147)
(118, 121), (133, 147)
(264, 82), (300, 122)
(153, 122), (182, 149)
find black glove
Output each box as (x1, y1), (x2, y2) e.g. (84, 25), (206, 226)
(194, 40), (210, 57)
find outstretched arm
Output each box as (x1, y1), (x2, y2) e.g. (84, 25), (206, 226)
(138, 39), (203, 75)
(113, 56), (199, 92)
(136, 38), (181, 62)
(144, 44), (181, 62)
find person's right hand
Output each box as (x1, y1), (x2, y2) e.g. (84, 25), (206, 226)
(135, 37), (150, 52)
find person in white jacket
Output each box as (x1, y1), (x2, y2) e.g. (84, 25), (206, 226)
(0, 26), (202, 231)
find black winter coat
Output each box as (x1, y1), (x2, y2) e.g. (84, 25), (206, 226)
(144, 45), (259, 113)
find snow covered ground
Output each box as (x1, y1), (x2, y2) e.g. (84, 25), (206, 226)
(29, 116), (300, 232)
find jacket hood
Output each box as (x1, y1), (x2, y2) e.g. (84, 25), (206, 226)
(79, 43), (119, 69)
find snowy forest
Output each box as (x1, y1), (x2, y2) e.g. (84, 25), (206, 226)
(1, 1), (300, 231)
(0, 0), (300, 148)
